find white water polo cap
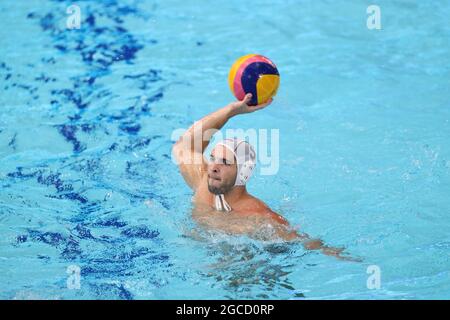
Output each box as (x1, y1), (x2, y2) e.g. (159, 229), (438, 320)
(213, 138), (256, 212)
(215, 138), (257, 186)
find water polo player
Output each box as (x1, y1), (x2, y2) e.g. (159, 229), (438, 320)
(172, 93), (355, 260)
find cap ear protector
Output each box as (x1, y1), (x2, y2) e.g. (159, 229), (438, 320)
(215, 138), (256, 186)
(212, 138), (256, 212)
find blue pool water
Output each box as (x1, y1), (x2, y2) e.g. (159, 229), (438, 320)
(1, 0), (450, 299)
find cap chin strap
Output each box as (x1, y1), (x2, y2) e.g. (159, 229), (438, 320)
(212, 139), (256, 213)
(214, 194), (232, 212)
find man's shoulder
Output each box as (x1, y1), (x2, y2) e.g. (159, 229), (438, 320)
(240, 195), (289, 226)
(240, 194), (269, 210)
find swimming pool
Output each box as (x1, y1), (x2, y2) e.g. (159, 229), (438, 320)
(1, 0), (450, 299)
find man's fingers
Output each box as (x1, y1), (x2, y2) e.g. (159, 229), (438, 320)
(242, 93), (252, 105)
(236, 95), (272, 113)
(252, 98), (273, 110)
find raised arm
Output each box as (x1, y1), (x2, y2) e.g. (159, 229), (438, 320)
(172, 93), (272, 190)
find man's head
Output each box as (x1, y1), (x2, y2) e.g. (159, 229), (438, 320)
(207, 139), (256, 195)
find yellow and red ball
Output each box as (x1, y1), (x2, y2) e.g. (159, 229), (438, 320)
(228, 54), (280, 106)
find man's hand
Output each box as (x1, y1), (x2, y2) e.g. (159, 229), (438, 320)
(303, 238), (363, 262)
(229, 93), (273, 115)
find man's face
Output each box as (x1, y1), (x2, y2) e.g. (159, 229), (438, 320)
(207, 145), (237, 195)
